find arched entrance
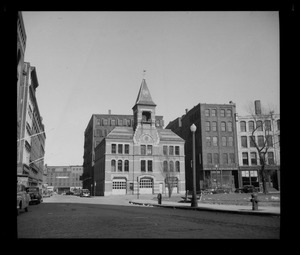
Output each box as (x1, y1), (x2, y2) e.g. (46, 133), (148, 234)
(112, 177), (127, 195)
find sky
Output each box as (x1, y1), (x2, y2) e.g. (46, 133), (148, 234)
(22, 11), (279, 166)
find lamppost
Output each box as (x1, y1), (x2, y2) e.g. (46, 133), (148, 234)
(190, 124), (198, 208)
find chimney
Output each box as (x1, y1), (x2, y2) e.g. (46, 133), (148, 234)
(108, 110), (111, 115)
(185, 109), (188, 114)
(254, 100), (261, 115)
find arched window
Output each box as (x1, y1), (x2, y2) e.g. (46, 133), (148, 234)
(240, 121), (246, 132)
(163, 161), (168, 172)
(248, 121), (255, 132)
(111, 160), (116, 172)
(256, 120), (263, 131)
(142, 111), (151, 123)
(118, 160), (122, 172)
(169, 161), (174, 172)
(226, 109), (232, 117)
(227, 122), (233, 132)
(175, 161), (180, 172)
(221, 121), (226, 131)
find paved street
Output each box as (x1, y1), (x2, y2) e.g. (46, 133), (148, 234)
(17, 194), (280, 239)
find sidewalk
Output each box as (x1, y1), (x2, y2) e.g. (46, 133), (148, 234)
(129, 198), (280, 216)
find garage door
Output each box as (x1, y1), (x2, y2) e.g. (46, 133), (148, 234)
(139, 178), (153, 194)
(112, 179), (127, 195)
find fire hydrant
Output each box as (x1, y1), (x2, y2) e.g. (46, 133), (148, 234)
(250, 193), (258, 211)
(157, 193), (162, 205)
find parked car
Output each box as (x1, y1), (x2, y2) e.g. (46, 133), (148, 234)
(17, 183), (30, 215)
(26, 187), (43, 204)
(80, 189), (90, 197)
(66, 191), (74, 195)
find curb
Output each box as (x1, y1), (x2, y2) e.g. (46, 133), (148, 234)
(129, 201), (280, 216)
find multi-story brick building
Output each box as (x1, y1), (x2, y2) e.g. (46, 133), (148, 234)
(17, 11), (27, 143)
(236, 100), (280, 191)
(46, 165), (83, 194)
(90, 78), (185, 196)
(17, 62), (46, 189)
(167, 102), (239, 192)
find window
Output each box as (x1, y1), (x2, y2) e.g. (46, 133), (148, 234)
(141, 145), (146, 155)
(124, 160), (129, 172)
(211, 109), (217, 117)
(242, 152), (249, 165)
(111, 119), (116, 126)
(266, 135), (273, 147)
(169, 146), (174, 155)
(212, 121), (217, 132)
(111, 160), (116, 172)
(147, 145), (152, 155)
(175, 146), (180, 155)
(222, 153), (228, 164)
(148, 160), (153, 172)
(142, 111), (151, 123)
(229, 153), (235, 164)
(206, 137), (211, 147)
(240, 121), (246, 132)
(118, 144), (123, 154)
(163, 161), (168, 172)
(277, 119), (280, 131)
(127, 119), (131, 126)
(169, 161), (174, 172)
(212, 137), (218, 146)
(111, 144), (116, 154)
(102, 119), (108, 125)
(125, 144), (129, 154)
(228, 136), (233, 147)
(118, 160), (122, 172)
(222, 137), (227, 147)
(257, 120), (263, 131)
(250, 136), (256, 147)
(205, 109), (210, 117)
(175, 161), (180, 172)
(163, 146), (168, 155)
(213, 153), (219, 164)
(258, 135), (264, 147)
(207, 153), (212, 164)
(268, 152), (275, 165)
(226, 109), (232, 117)
(118, 119), (123, 126)
(205, 122), (210, 132)
(241, 136), (248, 148)
(227, 122), (233, 132)
(221, 122), (226, 132)
(220, 109), (225, 117)
(141, 160), (146, 172)
(248, 121), (255, 132)
(265, 120), (271, 131)
(251, 152), (257, 165)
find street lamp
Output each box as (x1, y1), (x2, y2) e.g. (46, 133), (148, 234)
(190, 124), (198, 208)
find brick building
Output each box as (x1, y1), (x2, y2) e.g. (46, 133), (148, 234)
(167, 102), (239, 192)
(46, 165), (83, 194)
(87, 79), (185, 196)
(236, 100), (280, 191)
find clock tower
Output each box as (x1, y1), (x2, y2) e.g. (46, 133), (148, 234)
(132, 78), (159, 145)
